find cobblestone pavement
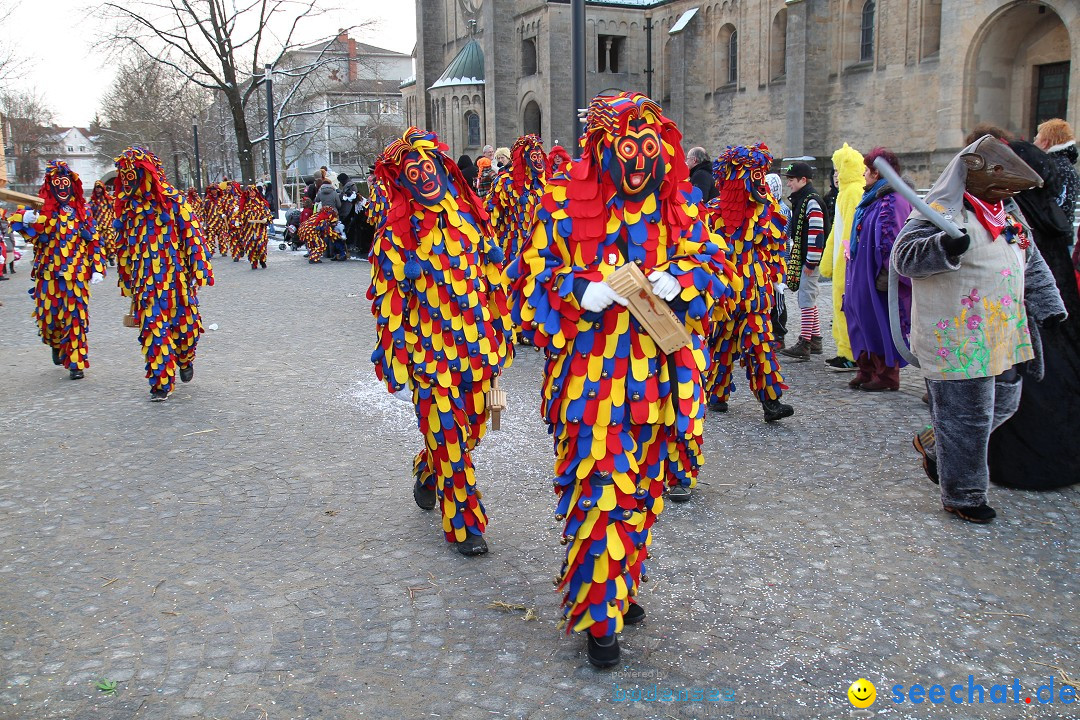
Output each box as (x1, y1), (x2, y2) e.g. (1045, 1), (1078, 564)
(1, 247), (1077, 720)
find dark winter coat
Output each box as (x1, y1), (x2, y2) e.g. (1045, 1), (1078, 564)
(689, 160), (717, 203)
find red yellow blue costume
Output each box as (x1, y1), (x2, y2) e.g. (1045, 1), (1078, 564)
(201, 184), (227, 257)
(90, 181), (118, 266)
(225, 182), (245, 261)
(703, 144), (793, 421)
(508, 93), (737, 665)
(485, 134), (546, 264)
(298, 207), (336, 263)
(368, 127), (512, 556)
(238, 185), (272, 269)
(10, 160), (106, 379)
(112, 147), (214, 401)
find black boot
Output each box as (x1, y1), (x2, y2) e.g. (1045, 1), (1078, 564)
(762, 398), (794, 422)
(52, 348), (62, 366)
(412, 478), (436, 510)
(707, 399), (728, 412)
(179, 364), (194, 383)
(623, 603), (645, 625)
(587, 634), (620, 668)
(457, 533), (488, 556)
(668, 485), (692, 502)
(150, 388), (170, 402)
(69, 368), (84, 380)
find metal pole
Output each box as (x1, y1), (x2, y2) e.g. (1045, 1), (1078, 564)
(265, 64), (279, 216)
(192, 119), (202, 193)
(571, 0), (586, 159)
(645, 18), (654, 98)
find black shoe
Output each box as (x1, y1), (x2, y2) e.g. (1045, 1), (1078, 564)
(810, 335), (823, 354)
(179, 365), (194, 383)
(668, 485), (692, 503)
(825, 356), (858, 372)
(412, 478), (436, 510)
(707, 399), (728, 413)
(586, 634), (620, 669)
(150, 389), (170, 402)
(0, 274), (7, 280)
(233, 257), (240, 262)
(944, 503), (996, 524)
(260, 260), (267, 269)
(457, 533), (488, 556)
(762, 399), (794, 422)
(69, 368), (84, 380)
(623, 603), (645, 625)
(780, 338), (811, 360)
(912, 429), (939, 484)
(52, 348), (62, 366)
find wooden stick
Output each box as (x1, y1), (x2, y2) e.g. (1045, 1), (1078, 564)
(0, 187), (44, 209)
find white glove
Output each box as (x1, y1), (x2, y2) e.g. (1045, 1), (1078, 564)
(22, 209), (38, 225)
(773, 281), (788, 294)
(91, 272), (104, 285)
(581, 282), (628, 313)
(648, 270), (680, 301)
(393, 387), (413, 403)
(334, 222), (345, 236)
(344, 193), (357, 202)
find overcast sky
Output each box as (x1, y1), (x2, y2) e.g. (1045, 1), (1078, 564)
(6, 0), (417, 127)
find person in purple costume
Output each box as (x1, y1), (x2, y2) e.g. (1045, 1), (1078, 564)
(845, 148), (913, 392)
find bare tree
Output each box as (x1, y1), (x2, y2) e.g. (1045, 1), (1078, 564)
(98, 0), (359, 183)
(2, 90), (55, 185)
(0, 1), (27, 88)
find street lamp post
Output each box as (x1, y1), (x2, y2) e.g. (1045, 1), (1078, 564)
(192, 118), (202, 192)
(572, 0), (586, 159)
(264, 64), (279, 216)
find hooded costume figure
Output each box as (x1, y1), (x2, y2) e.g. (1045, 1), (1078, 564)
(818, 144), (864, 367)
(547, 144), (572, 178)
(368, 127), (512, 557)
(238, 185), (273, 269)
(507, 92), (738, 668)
(10, 160), (106, 380)
(486, 134), (547, 265)
(112, 147), (214, 401)
(90, 180), (118, 267)
(201, 183), (227, 257)
(298, 206), (340, 264)
(986, 141), (1080, 490)
(702, 144), (793, 422)
(893, 135), (1066, 522)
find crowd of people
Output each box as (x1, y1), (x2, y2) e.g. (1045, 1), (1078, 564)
(4, 91), (1078, 669)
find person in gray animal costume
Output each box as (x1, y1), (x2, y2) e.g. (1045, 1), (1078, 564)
(894, 135), (1067, 524)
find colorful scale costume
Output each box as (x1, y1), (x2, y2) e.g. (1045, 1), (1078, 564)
(201, 184), (228, 257)
(298, 207), (336, 263)
(368, 127), (512, 552)
(508, 93), (738, 647)
(10, 161), (106, 374)
(485, 134), (547, 264)
(702, 144), (791, 414)
(90, 181), (118, 266)
(238, 186), (272, 269)
(112, 147), (214, 399)
(225, 182), (246, 261)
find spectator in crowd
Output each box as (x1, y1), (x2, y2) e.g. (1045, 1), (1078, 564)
(337, 172), (362, 257)
(687, 146), (717, 203)
(475, 156), (496, 198)
(480, 145), (495, 165)
(1034, 119), (1079, 218)
(779, 161), (829, 360)
(494, 146), (511, 171)
(458, 154), (478, 189)
(315, 178), (339, 212)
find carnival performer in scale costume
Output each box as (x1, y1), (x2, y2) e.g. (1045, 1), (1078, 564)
(298, 205), (339, 264)
(113, 147), (214, 401)
(239, 185), (272, 269)
(508, 92), (738, 667)
(10, 160), (106, 380)
(90, 180), (118, 266)
(702, 144), (794, 425)
(201, 183), (227, 258)
(369, 127), (512, 556)
(486, 134), (547, 263)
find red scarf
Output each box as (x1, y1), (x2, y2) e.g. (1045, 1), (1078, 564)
(964, 193), (1006, 238)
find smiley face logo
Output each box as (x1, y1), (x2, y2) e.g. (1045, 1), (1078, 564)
(848, 678), (876, 708)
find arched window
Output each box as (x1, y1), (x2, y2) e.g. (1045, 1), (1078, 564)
(770, 9), (788, 80)
(465, 111), (481, 147)
(522, 37), (537, 76)
(860, 1), (875, 62)
(523, 101), (541, 136)
(728, 30), (739, 84)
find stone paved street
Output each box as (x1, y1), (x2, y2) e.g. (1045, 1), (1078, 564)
(1, 247), (1077, 720)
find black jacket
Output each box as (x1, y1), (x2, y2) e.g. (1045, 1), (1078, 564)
(689, 160), (717, 203)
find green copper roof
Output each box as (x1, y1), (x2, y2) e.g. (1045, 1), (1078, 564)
(429, 39), (485, 90)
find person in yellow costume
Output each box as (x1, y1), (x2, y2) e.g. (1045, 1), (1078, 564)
(818, 143), (864, 371)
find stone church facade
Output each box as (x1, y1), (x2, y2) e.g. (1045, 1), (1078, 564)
(402, 0), (1077, 185)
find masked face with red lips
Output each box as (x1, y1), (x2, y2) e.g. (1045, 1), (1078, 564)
(529, 148), (546, 176)
(401, 149), (449, 206)
(51, 173), (73, 205)
(611, 119), (664, 200)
